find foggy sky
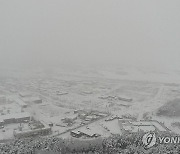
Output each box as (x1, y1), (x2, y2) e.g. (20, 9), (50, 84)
(0, 0), (180, 70)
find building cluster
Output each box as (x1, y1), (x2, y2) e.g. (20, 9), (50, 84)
(70, 116), (170, 140)
(99, 95), (133, 109)
(0, 112), (30, 126)
(0, 94), (51, 141)
(71, 129), (100, 138)
(119, 119), (169, 133)
(99, 95), (133, 102)
(60, 110), (108, 128)
(61, 114), (78, 127)
(76, 110), (108, 122)
(14, 125), (51, 139)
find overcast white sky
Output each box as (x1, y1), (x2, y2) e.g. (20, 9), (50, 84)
(0, 0), (180, 70)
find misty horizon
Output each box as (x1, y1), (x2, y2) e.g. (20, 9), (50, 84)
(0, 0), (180, 71)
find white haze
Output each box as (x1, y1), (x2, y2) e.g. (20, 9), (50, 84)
(0, 0), (180, 71)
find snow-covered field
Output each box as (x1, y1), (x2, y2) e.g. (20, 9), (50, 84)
(1, 66), (180, 140)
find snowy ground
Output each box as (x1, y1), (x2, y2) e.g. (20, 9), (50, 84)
(1, 66), (180, 140)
